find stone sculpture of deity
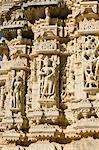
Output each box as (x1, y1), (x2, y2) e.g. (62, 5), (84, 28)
(40, 56), (55, 99)
(12, 75), (23, 109)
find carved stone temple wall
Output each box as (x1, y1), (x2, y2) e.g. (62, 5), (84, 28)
(0, 0), (99, 149)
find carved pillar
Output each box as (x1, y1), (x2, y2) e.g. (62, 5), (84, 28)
(0, 86), (4, 110)
(30, 55), (40, 110)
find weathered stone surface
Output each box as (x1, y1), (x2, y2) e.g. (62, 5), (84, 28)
(64, 137), (99, 150)
(0, 0), (99, 149)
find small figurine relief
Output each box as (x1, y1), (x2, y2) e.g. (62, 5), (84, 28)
(45, 7), (50, 19)
(40, 56), (59, 99)
(12, 75), (23, 110)
(7, 29), (23, 48)
(76, 35), (99, 89)
(82, 41), (99, 89)
(17, 29), (22, 40)
(66, 70), (75, 93)
(66, 17), (76, 34)
(26, 78), (32, 111)
(45, 7), (50, 24)
(61, 55), (75, 102)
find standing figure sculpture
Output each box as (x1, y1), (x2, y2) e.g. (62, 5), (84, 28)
(45, 7), (50, 24)
(40, 56), (55, 99)
(12, 75), (23, 109)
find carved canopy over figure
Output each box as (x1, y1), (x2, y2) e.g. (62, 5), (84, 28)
(40, 56), (56, 99)
(12, 75), (23, 109)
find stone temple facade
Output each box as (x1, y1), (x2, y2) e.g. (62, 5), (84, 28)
(0, 0), (99, 149)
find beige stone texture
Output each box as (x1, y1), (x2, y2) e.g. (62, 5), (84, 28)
(0, 0), (99, 149)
